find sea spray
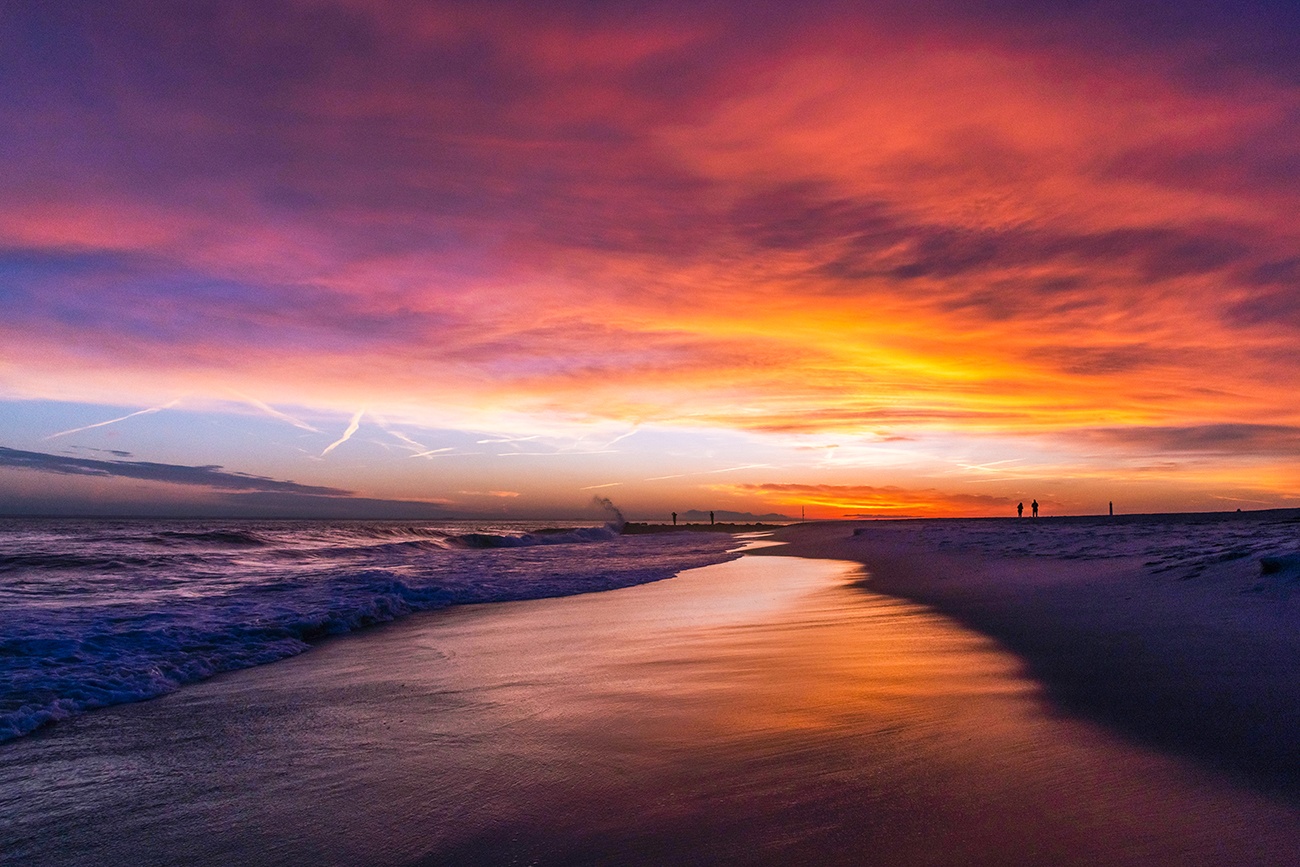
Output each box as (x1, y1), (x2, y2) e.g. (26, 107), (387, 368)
(592, 496), (627, 531)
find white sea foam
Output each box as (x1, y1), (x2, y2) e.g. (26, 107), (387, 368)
(0, 518), (740, 741)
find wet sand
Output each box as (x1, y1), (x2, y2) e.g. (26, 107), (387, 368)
(4, 539), (1300, 864)
(762, 518), (1300, 797)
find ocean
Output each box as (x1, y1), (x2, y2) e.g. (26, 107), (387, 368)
(0, 517), (741, 742)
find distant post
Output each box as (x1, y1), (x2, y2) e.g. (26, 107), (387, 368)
(1109, 501), (1113, 516)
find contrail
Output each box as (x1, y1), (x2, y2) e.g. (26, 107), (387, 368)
(579, 482), (623, 490)
(387, 430), (426, 451)
(230, 391), (320, 432)
(409, 447), (456, 458)
(499, 450), (617, 457)
(321, 408), (365, 456)
(644, 463), (771, 482)
(954, 459), (1021, 473)
(599, 429), (639, 449)
(45, 399), (181, 439)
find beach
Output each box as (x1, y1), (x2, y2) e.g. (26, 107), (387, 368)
(5, 519), (1300, 864)
(8, 3), (1300, 863)
(763, 514), (1300, 796)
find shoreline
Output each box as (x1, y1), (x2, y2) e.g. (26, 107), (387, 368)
(758, 519), (1300, 799)
(7, 544), (1300, 864)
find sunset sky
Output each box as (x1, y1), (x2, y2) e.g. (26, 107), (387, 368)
(2, 0), (1299, 519)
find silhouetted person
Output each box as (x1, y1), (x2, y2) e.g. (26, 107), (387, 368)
(1017, 502), (1023, 518)
(672, 511), (677, 526)
(710, 511), (715, 525)
(1031, 499), (1039, 518)
(1109, 501), (1113, 516)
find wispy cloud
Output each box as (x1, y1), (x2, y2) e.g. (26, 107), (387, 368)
(599, 430), (639, 449)
(69, 446), (134, 458)
(0, 446), (351, 495)
(499, 450), (618, 457)
(45, 399), (181, 440)
(645, 463), (772, 481)
(1072, 424), (1300, 456)
(373, 424), (460, 458)
(321, 408), (365, 457)
(953, 459), (1022, 473)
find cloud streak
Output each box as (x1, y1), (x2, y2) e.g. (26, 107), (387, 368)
(321, 409), (365, 457)
(230, 392), (320, 432)
(409, 447), (456, 459)
(645, 464), (774, 482)
(0, 446), (351, 496)
(45, 399), (181, 439)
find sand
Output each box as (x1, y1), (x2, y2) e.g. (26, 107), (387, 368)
(5, 525), (1300, 864)
(762, 516), (1300, 796)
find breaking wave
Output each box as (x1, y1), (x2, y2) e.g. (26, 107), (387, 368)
(0, 517), (740, 742)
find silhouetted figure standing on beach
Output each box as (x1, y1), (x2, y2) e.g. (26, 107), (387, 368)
(1017, 502), (1023, 518)
(672, 512), (677, 526)
(1031, 499), (1039, 518)
(710, 511), (715, 525)
(1109, 501), (1113, 516)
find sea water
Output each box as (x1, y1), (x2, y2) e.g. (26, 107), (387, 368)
(0, 517), (740, 741)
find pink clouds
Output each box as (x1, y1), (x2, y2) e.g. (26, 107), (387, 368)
(2, 0), (1300, 513)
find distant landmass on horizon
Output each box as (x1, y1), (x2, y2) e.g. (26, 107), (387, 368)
(675, 509), (794, 523)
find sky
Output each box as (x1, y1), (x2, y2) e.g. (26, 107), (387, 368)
(2, 0), (1299, 520)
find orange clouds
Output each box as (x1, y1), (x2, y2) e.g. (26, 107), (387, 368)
(716, 482), (1014, 519)
(3, 1), (1300, 513)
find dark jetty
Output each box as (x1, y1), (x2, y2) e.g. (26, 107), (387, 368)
(620, 522), (784, 535)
